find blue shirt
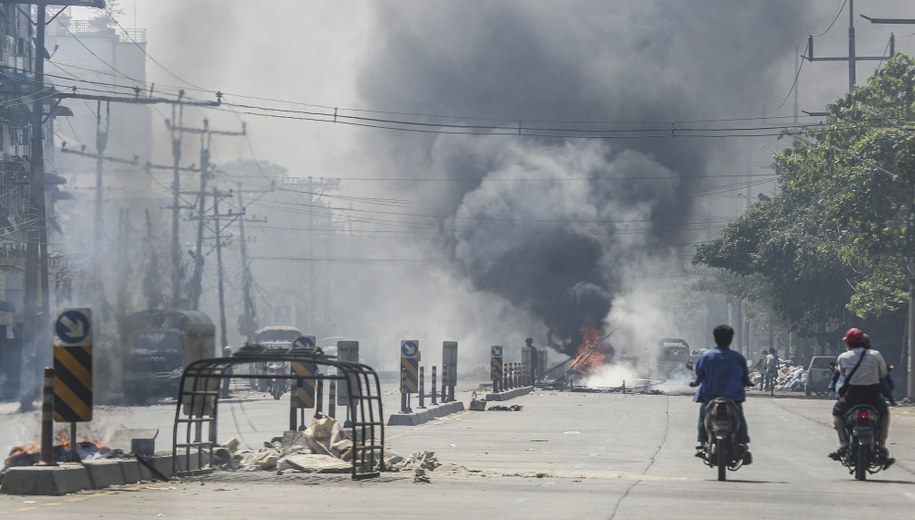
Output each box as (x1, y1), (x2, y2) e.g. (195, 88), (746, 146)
(694, 345), (748, 403)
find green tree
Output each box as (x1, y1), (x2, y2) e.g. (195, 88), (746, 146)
(694, 54), (915, 388)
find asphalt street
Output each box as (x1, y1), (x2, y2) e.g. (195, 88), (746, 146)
(2, 386), (914, 519)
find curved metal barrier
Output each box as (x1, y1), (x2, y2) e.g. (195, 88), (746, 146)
(171, 346), (384, 480)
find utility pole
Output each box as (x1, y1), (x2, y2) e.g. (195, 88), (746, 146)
(803, 0), (894, 94)
(165, 119), (246, 310)
(206, 187), (248, 349)
(0, 0), (104, 411)
(212, 188), (229, 349)
(190, 121), (211, 311)
(60, 127), (140, 318)
(168, 100), (185, 308)
(235, 183), (268, 344)
(279, 176), (340, 333)
(145, 158), (200, 309)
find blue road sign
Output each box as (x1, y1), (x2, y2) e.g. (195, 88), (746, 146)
(54, 308), (91, 347)
(491, 345), (503, 357)
(401, 340), (418, 358)
(292, 335), (316, 350)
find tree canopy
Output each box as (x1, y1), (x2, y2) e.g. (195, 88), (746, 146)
(693, 53), (915, 335)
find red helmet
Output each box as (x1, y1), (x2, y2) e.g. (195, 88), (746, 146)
(842, 328), (865, 344)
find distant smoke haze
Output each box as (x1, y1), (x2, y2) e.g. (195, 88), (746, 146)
(52, 1), (915, 370)
(355, 1), (815, 354)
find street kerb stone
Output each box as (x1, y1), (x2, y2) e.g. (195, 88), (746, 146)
(0, 464), (92, 496)
(82, 459), (125, 489)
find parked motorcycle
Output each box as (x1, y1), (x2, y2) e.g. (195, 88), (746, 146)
(265, 361), (288, 400)
(698, 397), (750, 481)
(835, 405), (891, 480)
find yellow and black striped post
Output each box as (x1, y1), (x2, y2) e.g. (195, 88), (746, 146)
(400, 340), (419, 413)
(291, 361), (316, 408)
(490, 345), (504, 392)
(400, 340), (419, 393)
(52, 345), (93, 423)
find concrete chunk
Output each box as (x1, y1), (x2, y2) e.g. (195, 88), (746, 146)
(281, 453), (351, 473)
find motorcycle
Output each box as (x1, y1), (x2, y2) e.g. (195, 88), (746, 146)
(698, 397), (750, 481)
(265, 361), (288, 400)
(835, 405), (891, 480)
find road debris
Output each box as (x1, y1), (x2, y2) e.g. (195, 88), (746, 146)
(215, 413), (356, 473)
(487, 404), (522, 411)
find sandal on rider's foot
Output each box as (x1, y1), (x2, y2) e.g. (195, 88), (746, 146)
(882, 457), (895, 471)
(827, 447), (847, 461)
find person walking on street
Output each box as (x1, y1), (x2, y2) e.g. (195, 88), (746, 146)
(763, 348), (779, 392)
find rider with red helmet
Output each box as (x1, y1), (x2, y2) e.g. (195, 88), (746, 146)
(829, 328), (894, 469)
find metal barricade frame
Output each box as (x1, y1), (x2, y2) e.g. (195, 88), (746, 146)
(171, 346), (385, 480)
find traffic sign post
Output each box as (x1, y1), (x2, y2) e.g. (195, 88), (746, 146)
(292, 335), (317, 352)
(51, 308), (93, 463)
(442, 341), (458, 402)
(491, 345), (504, 393)
(400, 340), (419, 413)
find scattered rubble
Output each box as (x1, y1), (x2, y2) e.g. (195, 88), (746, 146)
(384, 450), (440, 472)
(215, 413), (356, 474)
(487, 405), (523, 411)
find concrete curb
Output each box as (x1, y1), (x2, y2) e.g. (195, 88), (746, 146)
(386, 401), (465, 426)
(0, 453), (205, 496)
(484, 386), (534, 401)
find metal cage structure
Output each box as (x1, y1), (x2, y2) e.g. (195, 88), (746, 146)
(171, 347), (385, 480)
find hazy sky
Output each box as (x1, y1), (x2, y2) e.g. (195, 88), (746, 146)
(61, 1), (915, 364)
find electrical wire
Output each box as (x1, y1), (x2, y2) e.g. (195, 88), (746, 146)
(814, 0), (848, 38)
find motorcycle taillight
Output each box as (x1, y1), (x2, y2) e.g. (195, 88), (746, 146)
(856, 410), (870, 421)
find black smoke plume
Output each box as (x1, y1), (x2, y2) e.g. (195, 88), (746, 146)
(356, 1), (813, 355)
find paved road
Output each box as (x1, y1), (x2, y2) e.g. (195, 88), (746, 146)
(2, 389), (915, 519)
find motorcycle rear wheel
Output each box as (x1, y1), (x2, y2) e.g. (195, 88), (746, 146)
(854, 444), (868, 481)
(717, 443), (728, 481)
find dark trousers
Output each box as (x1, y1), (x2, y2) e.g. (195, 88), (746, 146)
(698, 401), (749, 445)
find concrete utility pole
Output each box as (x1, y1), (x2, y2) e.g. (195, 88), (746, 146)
(200, 187), (255, 349)
(279, 176), (340, 332)
(164, 119), (245, 310)
(236, 184), (257, 343)
(211, 188), (230, 350)
(168, 99), (185, 307)
(0, 0), (105, 410)
(803, 0), (894, 94)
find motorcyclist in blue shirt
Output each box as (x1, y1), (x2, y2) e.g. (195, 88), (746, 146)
(690, 324), (752, 464)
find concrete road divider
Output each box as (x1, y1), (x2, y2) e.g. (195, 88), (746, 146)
(485, 385), (533, 401)
(0, 452), (209, 496)
(387, 401), (465, 426)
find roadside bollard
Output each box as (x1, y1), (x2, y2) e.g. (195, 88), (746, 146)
(315, 376), (324, 418)
(418, 366), (426, 409)
(401, 367), (408, 413)
(622, 380), (626, 394)
(431, 366), (438, 405)
(40, 368), (56, 466)
(328, 377), (337, 420)
(441, 364), (448, 402)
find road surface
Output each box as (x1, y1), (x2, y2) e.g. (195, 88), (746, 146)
(1, 387), (914, 519)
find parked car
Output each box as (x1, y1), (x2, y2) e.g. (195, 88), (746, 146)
(805, 356), (836, 397)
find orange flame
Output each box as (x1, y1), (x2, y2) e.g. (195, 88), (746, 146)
(569, 325), (605, 375)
